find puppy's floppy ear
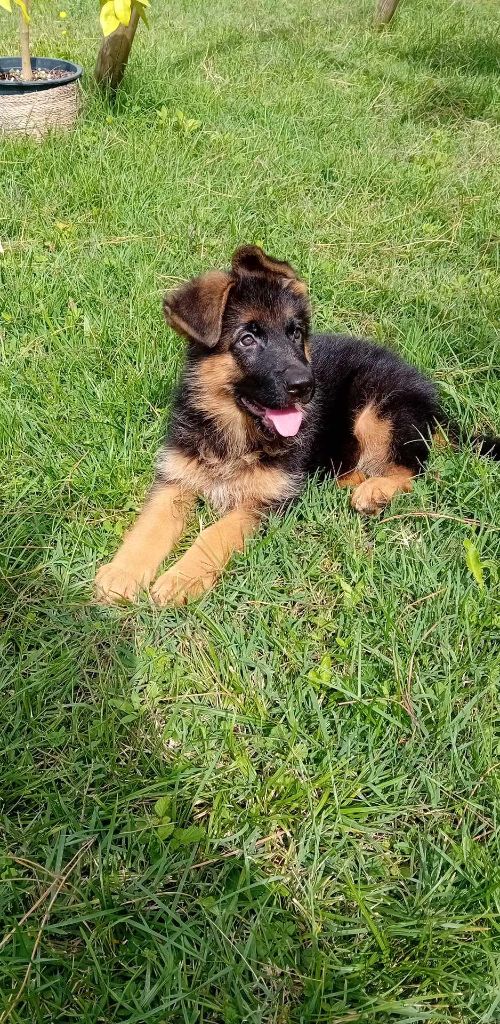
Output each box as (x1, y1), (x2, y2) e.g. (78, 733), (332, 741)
(164, 270), (234, 348)
(232, 244), (298, 281)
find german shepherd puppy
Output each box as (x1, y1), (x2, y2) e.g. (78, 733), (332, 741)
(95, 245), (499, 605)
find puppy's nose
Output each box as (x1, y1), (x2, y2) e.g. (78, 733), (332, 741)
(285, 368), (314, 403)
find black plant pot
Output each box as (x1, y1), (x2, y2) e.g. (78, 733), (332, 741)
(0, 57), (84, 137)
(0, 56), (83, 94)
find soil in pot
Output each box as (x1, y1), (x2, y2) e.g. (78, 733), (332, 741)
(0, 68), (72, 83)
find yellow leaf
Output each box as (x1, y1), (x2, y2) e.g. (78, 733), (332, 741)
(115, 0), (131, 24)
(100, 0), (119, 36)
(134, 0), (150, 6)
(0, 0), (13, 13)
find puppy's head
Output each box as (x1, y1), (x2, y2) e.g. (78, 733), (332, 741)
(164, 245), (314, 438)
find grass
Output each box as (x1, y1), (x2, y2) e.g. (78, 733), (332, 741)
(1, 0), (499, 1020)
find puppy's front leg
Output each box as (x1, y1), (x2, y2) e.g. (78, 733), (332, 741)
(95, 482), (195, 603)
(151, 506), (260, 606)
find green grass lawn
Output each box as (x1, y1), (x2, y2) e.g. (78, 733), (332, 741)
(1, 0), (500, 1020)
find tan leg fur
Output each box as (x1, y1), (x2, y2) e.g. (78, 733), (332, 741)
(344, 404), (415, 514)
(95, 484), (195, 603)
(151, 506), (260, 606)
(337, 469), (367, 488)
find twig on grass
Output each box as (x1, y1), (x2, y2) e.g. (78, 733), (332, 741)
(405, 588), (446, 610)
(381, 510), (500, 531)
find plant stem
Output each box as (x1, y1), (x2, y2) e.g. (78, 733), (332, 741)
(94, 1), (140, 91)
(19, 0), (33, 81)
(373, 0), (401, 29)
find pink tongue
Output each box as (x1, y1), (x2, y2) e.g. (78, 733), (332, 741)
(264, 405), (304, 437)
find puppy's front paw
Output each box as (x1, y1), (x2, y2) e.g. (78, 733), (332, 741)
(351, 479), (392, 514)
(151, 564), (214, 607)
(95, 563), (143, 604)
(351, 475), (412, 515)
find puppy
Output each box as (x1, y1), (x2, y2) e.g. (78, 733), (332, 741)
(95, 245), (499, 605)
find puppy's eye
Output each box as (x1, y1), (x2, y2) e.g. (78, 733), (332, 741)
(290, 326), (303, 344)
(238, 333), (258, 348)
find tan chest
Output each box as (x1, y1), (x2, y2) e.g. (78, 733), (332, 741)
(157, 445), (300, 513)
